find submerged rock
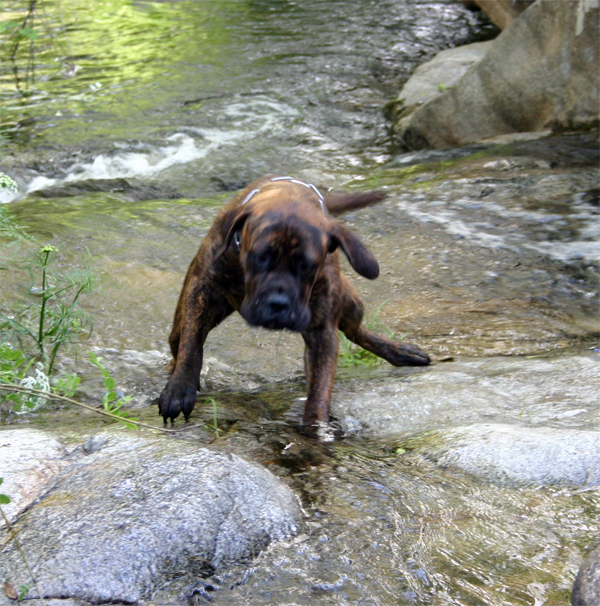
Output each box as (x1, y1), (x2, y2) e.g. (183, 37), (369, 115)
(333, 354), (600, 439)
(0, 432), (301, 604)
(395, 0), (599, 148)
(404, 423), (600, 486)
(30, 177), (182, 201)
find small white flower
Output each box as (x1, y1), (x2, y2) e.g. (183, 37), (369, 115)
(18, 365), (51, 413)
(0, 173), (19, 192)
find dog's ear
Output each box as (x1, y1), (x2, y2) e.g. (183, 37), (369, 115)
(216, 208), (251, 259)
(328, 221), (379, 280)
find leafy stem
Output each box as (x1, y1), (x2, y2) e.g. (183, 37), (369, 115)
(87, 353), (138, 429)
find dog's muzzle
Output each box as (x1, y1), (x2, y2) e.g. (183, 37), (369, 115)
(241, 286), (310, 332)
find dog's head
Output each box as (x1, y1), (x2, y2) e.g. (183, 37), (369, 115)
(218, 184), (379, 332)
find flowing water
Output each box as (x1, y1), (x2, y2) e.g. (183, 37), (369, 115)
(1, 1), (599, 604)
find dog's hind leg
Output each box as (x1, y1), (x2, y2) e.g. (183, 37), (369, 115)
(338, 276), (430, 367)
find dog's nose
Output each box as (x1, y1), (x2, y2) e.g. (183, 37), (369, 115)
(264, 291), (291, 312)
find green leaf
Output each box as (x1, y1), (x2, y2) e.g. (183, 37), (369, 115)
(20, 27), (38, 40)
(0, 494), (10, 505)
(104, 377), (115, 391)
(18, 584), (32, 601)
(0, 21), (19, 34)
(0, 347), (25, 362)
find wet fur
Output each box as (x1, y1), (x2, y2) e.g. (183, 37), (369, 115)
(159, 176), (430, 438)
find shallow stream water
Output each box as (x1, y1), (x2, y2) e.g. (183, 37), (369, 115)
(0, 1), (599, 605)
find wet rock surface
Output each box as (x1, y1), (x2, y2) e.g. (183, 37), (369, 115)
(401, 423), (600, 486)
(572, 543), (600, 606)
(0, 431), (301, 605)
(0, 429), (68, 525)
(333, 354), (600, 438)
(31, 178), (183, 202)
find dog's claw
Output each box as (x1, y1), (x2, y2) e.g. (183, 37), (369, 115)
(392, 343), (431, 367)
(158, 380), (198, 424)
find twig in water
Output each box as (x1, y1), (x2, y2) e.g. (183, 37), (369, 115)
(0, 384), (205, 434)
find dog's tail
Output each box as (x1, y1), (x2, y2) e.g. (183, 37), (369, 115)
(323, 191), (387, 215)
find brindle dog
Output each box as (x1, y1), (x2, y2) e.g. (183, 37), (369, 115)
(159, 176), (430, 439)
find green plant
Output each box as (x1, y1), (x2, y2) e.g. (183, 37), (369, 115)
(0, 344), (33, 383)
(0, 343), (80, 413)
(18, 583), (33, 602)
(0, 244), (93, 376)
(0, 344), (36, 410)
(88, 352), (138, 428)
(52, 372), (80, 398)
(1, 208), (87, 414)
(338, 333), (381, 367)
(204, 397), (222, 438)
(0, 477), (9, 505)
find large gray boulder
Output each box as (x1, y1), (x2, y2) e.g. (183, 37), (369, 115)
(395, 0), (599, 149)
(393, 41), (493, 131)
(0, 432), (301, 604)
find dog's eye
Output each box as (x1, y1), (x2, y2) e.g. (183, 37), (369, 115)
(250, 250), (272, 271)
(294, 258), (315, 277)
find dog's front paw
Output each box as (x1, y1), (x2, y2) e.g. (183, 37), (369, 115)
(386, 342), (431, 367)
(158, 380), (198, 423)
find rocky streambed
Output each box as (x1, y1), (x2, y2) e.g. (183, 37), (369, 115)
(1, 130), (599, 605)
(0, 0), (599, 603)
